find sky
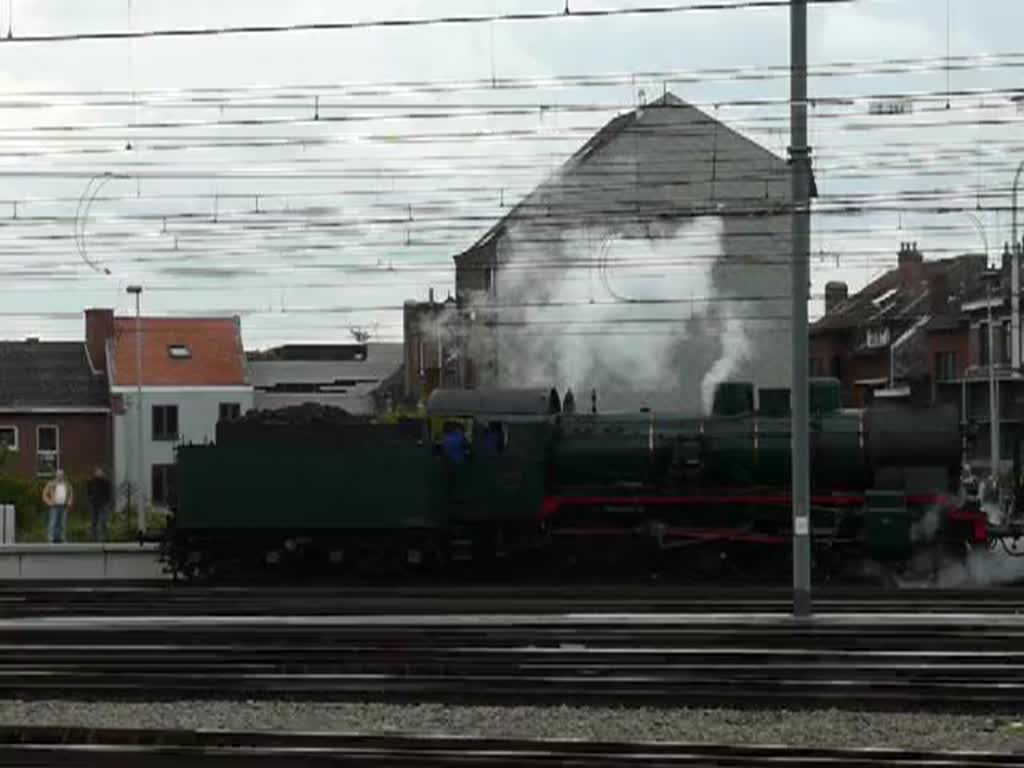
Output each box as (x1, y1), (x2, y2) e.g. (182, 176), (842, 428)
(0, 0), (1021, 348)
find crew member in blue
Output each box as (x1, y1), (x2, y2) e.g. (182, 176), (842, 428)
(441, 422), (470, 464)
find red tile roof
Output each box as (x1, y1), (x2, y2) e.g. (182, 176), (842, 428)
(109, 317), (248, 387)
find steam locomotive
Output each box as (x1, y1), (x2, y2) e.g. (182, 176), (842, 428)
(160, 378), (991, 583)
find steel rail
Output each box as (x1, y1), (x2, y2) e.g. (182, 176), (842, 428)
(6, 585), (1024, 617)
(3, 614), (1024, 711)
(0, 727), (1022, 767)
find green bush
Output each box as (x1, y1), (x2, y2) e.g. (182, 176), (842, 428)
(0, 471), (149, 544)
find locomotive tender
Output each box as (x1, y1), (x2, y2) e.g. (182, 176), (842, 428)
(161, 378), (988, 582)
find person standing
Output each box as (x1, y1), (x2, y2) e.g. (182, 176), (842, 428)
(42, 470), (73, 544)
(86, 467), (113, 542)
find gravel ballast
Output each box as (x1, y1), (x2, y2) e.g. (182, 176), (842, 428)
(1, 701), (1023, 751)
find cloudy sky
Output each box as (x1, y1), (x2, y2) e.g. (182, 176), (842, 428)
(0, 0), (1020, 348)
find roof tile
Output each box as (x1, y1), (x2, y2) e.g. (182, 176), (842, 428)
(110, 317), (248, 387)
(0, 341), (109, 408)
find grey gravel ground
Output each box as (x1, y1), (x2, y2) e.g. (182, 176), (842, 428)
(1, 701), (1024, 751)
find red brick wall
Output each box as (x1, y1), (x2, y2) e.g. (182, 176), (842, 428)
(810, 330), (858, 404)
(0, 413), (111, 481)
(84, 308), (114, 374)
(927, 327), (969, 380)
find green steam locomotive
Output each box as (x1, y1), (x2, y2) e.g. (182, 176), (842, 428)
(160, 378), (987, 583)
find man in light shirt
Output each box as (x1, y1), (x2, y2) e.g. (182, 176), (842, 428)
(42, 470), (73, 544)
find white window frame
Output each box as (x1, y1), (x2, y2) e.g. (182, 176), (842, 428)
(0, 425), (17, 452)
(866, 327), (890, 349)
(36, 424), (61, 476)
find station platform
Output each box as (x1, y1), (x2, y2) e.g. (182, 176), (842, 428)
(0, 544), (167, 580)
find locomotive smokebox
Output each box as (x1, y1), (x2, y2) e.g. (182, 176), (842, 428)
(864, 401), (961, 473)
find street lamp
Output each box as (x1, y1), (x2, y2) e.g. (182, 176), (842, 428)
(126, 285), (145, 534)
(1012, 159), (1024, 371)
(966, 213), (1000, 479)
(982, 268), (1001, 480)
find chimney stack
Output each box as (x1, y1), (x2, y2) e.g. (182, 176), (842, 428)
(84, 308), (115, 375)
(898, 241), (924, 287)
(824, 281), (848, 314)
(928, 270), (950, 315)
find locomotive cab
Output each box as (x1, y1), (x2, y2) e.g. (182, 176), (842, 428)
(425, 389), (559, 526)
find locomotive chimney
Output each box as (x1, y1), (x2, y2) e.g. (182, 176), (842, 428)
(824, 281), (848, 314)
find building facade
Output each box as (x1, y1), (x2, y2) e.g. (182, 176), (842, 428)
(402, 290), (460, 406)
(450, 92), (798, 412)
(248, 343), (403, 415)
(87, 311), (253, 510)
(0, 339), (111, 482)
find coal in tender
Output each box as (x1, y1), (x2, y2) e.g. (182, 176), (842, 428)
(217, 403), (421, 448)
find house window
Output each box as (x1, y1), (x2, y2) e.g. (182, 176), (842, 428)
(1004, 321), (1012, 365)
(37, 425), (60, 476)
(219, 403), (241, 422)
(0, 426), (17, 451)
(979, 323), (990, 366)
(935, 351), (958, 382)
(866, 327), (890, 349)
(151, 464), (177, 508)
(830, 355), (843, 380)
(152, 405), (179, 442)
(168, 345), (191, 359)
(809, 357), (823, 377)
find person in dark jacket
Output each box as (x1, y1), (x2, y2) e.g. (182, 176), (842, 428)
(86, 467), (113, 542)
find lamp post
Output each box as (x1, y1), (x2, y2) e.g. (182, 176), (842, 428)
(984, 271), (1001, 477)
(1013, 159), (1024, 371)
(966, 213), (1000, 478)
(126, 285), (145, 534)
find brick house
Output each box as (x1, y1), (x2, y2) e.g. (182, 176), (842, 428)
(85, 310), (253, 510)
(810, 243), (987, 408)
(809, 242), (1024, 470)
(0, 338), (111, 482)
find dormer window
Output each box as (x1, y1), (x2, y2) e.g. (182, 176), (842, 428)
(168, 345), (191, 359)
(866, 327), (890, 349)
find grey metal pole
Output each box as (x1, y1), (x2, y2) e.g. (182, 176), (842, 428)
(968, 216), (998, 479)
(988, 284), (1000, 477)
(127, 285), (145, 534)
(789, 0), (812, 617)
(1013, 160), (1023, 371)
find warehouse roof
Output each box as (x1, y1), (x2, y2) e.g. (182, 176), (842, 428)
(454, 92), (807, 270)
(0, 340), (109, 409)
(427, 388), (561, 416)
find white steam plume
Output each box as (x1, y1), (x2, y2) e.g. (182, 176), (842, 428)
(483, 214), (752, 413)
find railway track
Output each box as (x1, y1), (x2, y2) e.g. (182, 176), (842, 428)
(5, 583), (1024, 617)
(3, 613), (1024, 711)
(2, 728), (1024, 767)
